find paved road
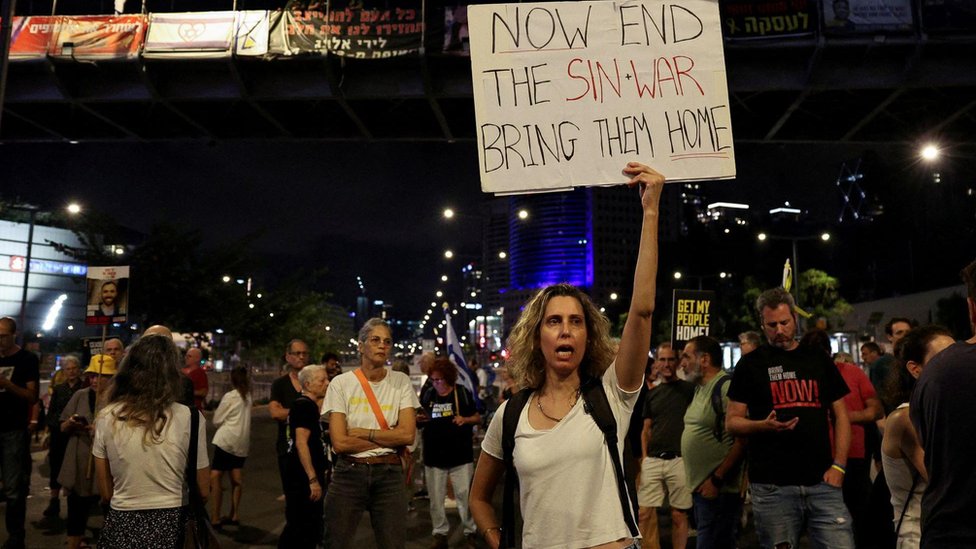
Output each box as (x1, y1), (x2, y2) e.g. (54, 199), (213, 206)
(7, 407), (487, 549)
(6, 406), (772, 548)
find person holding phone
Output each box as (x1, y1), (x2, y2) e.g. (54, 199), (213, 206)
(58, 354), (117, 549)
(726, 288), (854, 549)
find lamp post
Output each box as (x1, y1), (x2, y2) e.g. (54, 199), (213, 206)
(15, 205), (38, 343)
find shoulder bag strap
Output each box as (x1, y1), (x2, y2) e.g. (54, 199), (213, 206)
(185, 404), (200, 504)
(895, 471), (920, 537)
(501, 388), (532, 549)
(711, 376), (731, 441)
(580, 377), (640, 538)
(354, 369), (390, 430)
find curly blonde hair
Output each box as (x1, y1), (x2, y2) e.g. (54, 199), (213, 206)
(506, 283), (615, 390)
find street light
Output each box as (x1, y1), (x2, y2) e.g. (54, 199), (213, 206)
(66, 203), (82, 215)
(441, 274), (448, 282)
(443, 208), (455, 219)
(444, 249), (454, 259)
(920, 144), (940, 162)
(498, 251), (507, 259)
(756, 231), (833, 307)
(517, 209), (529, 220)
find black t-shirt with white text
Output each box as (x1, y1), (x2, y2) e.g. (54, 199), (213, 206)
(0, 349), (40, 432)
(727, 344), (849, 486)
(421, 385), (476, 469)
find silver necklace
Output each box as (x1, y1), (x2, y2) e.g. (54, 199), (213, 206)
(536, 387), (581, 422)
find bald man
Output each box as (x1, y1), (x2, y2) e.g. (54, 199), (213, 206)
(103, 338), (125, 365)
(182, 347), (208, 410)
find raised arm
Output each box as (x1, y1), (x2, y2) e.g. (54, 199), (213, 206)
(615, 162), (665, 391)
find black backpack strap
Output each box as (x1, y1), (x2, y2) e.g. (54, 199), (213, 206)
(185, 404), (201, 504)
(711, 376), (731, 441)
(579, 376), (640, 539)
(501, 388), (532, 549)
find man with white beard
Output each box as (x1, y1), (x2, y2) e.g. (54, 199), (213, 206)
(679, 336), (746, 549)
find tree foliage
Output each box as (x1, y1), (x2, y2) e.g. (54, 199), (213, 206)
(59, 215), (348, 363)
(797, 268), (853, 329)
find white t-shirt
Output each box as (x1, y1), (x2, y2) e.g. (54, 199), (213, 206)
(482, 365), (640, 549)
(93, 402), (209, 511)
(212, 390), (252, 458)
(322, 368), (420, 458)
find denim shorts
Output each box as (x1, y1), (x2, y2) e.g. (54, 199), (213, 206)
(751, 482), (854, 549)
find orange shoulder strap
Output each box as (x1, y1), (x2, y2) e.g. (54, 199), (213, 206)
(354, 368), (391, 431)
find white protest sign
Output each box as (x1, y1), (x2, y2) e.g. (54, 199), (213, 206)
(470, 0), (735, 195)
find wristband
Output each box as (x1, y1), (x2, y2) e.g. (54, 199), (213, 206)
(831, 463), (846, 475)
(308, 477), (318, 484)
(368, 429), (375, 442)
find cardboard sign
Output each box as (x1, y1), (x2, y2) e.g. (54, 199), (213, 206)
(671, 289), (715, 351)
(86, 266), (130, 326)
(469, 0), (735, 195)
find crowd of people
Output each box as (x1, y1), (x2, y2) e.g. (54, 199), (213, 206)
(0, 161), (974, 549)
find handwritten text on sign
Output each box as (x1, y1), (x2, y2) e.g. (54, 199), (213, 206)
(470, 1), (735, 194)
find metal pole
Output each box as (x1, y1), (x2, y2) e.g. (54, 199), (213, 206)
(18, 209), (36, 345)
(0, 0), (18, 135)
(791, 238), (801, 308)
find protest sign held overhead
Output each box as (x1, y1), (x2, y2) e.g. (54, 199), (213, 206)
(671, 289), (715, 351)
(86, 266), (130, 326)
(469, 0), (735, 195)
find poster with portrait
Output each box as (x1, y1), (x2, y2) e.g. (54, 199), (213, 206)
(86, 266), (130, 326)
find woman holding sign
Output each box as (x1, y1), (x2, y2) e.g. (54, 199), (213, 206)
(469, 162), (664, 549)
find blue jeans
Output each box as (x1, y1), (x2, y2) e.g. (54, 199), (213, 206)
(0, 430), (29, 543)
(750, 482), (854, 549)
(692, 492), (743, 549)
(323, 458), (406, 549)
(426, 463), (476, 536)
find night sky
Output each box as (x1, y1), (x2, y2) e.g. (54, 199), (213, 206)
(2, 138), (973, 320)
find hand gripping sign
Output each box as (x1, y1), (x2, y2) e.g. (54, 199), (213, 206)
(469, 0), (736, 195)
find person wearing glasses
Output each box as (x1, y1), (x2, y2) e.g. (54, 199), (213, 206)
(323, 318), (420, 549)
(421, 357), (481, 549)
(270, 339), (310, 498)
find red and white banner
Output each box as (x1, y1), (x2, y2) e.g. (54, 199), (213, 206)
(50, 15), (147, 60)
(9, 16), (59, 61)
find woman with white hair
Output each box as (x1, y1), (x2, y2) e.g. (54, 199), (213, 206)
(279, 364), (330, 549)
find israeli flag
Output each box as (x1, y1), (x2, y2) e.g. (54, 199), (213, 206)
(444, 310), (482, 410)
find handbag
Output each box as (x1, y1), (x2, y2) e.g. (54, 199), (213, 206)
(183, 406), (222, 549)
